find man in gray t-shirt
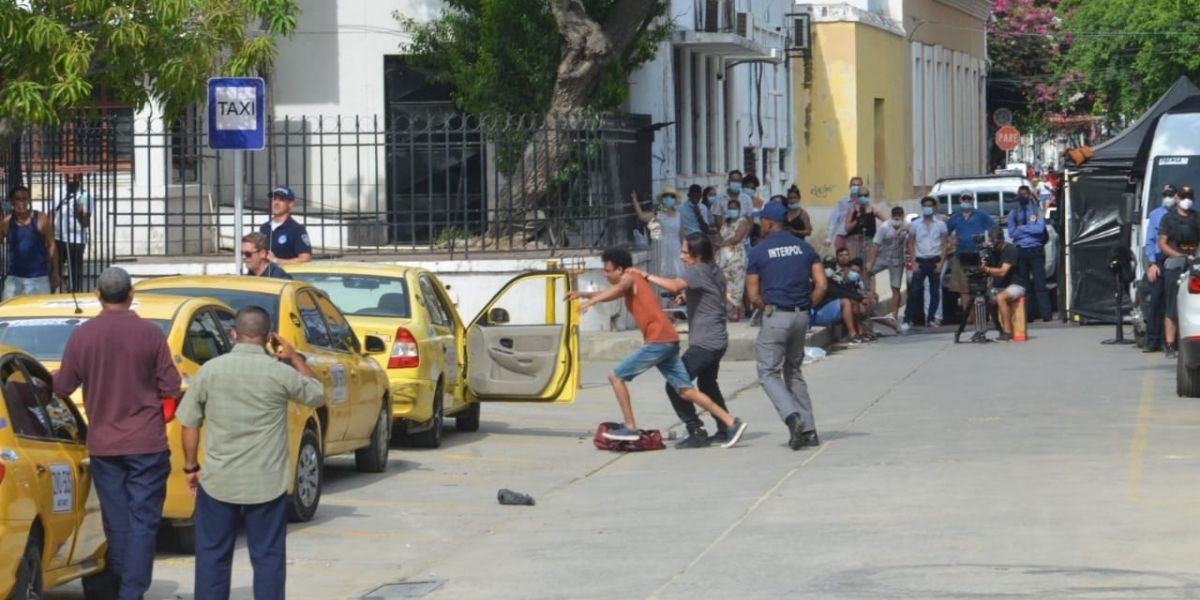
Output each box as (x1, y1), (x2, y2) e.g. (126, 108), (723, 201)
(631, 233), (732, 448)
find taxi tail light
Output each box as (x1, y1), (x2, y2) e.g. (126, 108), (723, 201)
(1190, 274), (1200, 294)
(387, 327), (420, 369)
(0, 462), (5, 485)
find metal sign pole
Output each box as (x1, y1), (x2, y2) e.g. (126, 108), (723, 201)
(234, 150), (244, 274)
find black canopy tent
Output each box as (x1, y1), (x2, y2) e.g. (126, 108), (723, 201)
(1065, 76), (1200, 323)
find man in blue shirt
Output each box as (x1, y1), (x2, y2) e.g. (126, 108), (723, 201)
(947, 191), (996, 316)
(747, 202), (828, 451)
(1007, 185), (1052, 321)
(1142, 185), (1177, 353)
(679, 184), (713, 237)
(258, 186), (312, 265)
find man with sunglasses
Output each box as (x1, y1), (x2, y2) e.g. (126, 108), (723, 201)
(242, 232), (292, 279)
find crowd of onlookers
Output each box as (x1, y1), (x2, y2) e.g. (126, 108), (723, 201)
(633, 170), (1060, 346)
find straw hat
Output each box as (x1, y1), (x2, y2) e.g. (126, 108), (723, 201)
(656, 186), (681, 203)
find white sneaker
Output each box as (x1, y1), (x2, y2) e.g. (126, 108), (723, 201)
(900, 322), (911, 335)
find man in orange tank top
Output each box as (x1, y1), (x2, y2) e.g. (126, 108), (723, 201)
(566, 248), (748, 447)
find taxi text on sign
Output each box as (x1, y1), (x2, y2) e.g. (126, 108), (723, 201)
(207, 77), (266, 151)
(995, 126), (1021, 152)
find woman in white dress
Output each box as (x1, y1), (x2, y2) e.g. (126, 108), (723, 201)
(630, 187), (684, 279)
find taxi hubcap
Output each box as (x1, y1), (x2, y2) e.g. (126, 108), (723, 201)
(297, 443), (319, 506)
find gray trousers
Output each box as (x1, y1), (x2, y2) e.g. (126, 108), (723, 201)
(755, 309), (816, 431)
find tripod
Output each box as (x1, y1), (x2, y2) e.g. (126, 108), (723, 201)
(954, 286), (992, 344)
(1101, 244), (1136, 345)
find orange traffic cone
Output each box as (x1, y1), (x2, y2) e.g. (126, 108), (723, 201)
(1012, 297), (1028, 342)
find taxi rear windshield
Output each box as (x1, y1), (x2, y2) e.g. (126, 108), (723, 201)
(292, 274), (412, 318)
(0, 318), (171, 361)
(144, 289), (280, 325)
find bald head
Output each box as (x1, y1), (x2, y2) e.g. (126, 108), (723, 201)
(97, 267), (132, 305)
(234, 306), (272, 343)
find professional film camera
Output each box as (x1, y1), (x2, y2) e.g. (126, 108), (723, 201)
(954, 234), (996, 344)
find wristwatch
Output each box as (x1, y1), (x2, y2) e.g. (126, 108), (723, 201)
(183, 464), (201, 474)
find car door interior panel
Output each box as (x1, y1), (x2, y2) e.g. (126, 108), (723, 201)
(467, 324), (563, 396)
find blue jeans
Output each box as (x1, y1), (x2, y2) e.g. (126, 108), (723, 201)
(809, 300), (843, 328)
(91, 451), (170, 600)
(2, 275), (51, 300)
(195, 488), (287, 600)
(906, 257), (941, 324)
(612, 342), (693, 391)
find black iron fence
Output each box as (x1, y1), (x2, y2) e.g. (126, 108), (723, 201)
(1, 110), (650, 270)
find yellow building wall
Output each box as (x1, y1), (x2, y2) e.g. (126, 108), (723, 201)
(792, 21), (912, 227)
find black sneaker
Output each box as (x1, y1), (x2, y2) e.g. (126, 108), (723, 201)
(1143, 344), (1162, 353)
(708, 429), (729, 444)
(1166, 346), (1178, 359)
(788, 419), (806, 451)
(997, 332), (1012, 342)
(675, 427), (711, 449)
(799, 430), (820, 448)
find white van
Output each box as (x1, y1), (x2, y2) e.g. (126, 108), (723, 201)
(929, 174), (1033, 221)
(1132, 112), (1200, 276)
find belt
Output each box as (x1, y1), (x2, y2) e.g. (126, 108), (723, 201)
(770, 305), (807, 312)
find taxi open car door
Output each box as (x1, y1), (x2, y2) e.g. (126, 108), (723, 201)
(0, 348), (106, 598)
(460, 272), (579, 405)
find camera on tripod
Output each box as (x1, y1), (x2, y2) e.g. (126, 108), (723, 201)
(957, 234), (995, 296)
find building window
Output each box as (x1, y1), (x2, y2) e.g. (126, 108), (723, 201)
(25, 88), (134, 173)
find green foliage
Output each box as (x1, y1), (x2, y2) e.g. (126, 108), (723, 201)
(0, 0), (299, 126)
(398, 0), (669, 114)
(1054, 0), (1200, 120)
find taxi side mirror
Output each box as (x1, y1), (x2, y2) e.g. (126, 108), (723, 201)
(488, 307), (510, 325)
(363, 335), (387, 354)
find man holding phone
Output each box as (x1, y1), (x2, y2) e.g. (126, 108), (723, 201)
(178, 306), (325, 600)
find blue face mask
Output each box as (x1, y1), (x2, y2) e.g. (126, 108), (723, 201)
(1018, 196), (1030, 206)
(788, 203), (801, 210)
(848, 271), (862, 282)
(960, 203), (972, 212)
(725, 209), (739, 219)
(662, 197), (676, 209)
(729, 182), (742, 193)
(922, 206), (934, 216)
(850, 185), (861, 196)
(858, 196), (870, 205)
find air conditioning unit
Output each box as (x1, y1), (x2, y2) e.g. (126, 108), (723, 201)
(735, 12), (754, 38)
(787, 12), (811, 52)
(704, 0), (721, 32)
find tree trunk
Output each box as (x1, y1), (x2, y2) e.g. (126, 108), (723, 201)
(490, 0), (663, 244)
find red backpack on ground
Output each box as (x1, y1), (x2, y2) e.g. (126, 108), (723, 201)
(593, 422), (666, 452)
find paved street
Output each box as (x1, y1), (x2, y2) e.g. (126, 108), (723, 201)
(52, 324), (1200, 599)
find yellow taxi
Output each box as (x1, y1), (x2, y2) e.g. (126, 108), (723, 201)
(0, 344), (107, 598)
(133, 276), (392, 517)
(288, 263), (580, 448)
(0, 294), (244, 553)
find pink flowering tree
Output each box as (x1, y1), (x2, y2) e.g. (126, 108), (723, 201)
(988, 0), (1067, 131)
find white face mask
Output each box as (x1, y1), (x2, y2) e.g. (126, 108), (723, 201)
(1165, 196), (1177, 208)
(1181, 199), (1194, 211)
(891, 218), (903, 227)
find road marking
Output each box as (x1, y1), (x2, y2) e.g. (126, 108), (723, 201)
(1124, 364), (1156, 502)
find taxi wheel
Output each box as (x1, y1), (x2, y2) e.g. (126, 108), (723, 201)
(355, 403), (390, 473)
(411, 384), (444, 449)
(1178, 352), (1200, 397)
(14, 527), (43, 599)
(455, 401), (481, 432)
(287, 428), (323, 522)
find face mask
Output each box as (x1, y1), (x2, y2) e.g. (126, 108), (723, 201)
(960, 203), (972, 212)
(725, 210), (739, 219)
(850, 185), (861, 196)
(729, 182), (742, 193)
(858, 196), (870, 205)
(707, 194), (717, 202)
(1164, 196), (1177, 208)
(848, 271), (862, 283)
(788, 202), (801, 210)
(1019, 196), (1030, 206)
(891, 218), (903, 227)
(662, 197), (676, 209)
(745, 186), (756, 194)
(1182, 199), (1195, 211)
(922, 206), (934, 216)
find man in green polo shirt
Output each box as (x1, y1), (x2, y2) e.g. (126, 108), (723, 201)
(178, 306), (325, 600)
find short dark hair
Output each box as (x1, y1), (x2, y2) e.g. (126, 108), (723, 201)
(601, 247), (633, 270)
(742, 174), (760, 187)
(684, 234), (714, 263)
(235, 306), (272, 340)
(787, 185), (801, 198)
(836, 247), (850, 256)
(727, 169), (743, 178)
(687, 184), (703, 197)
(920, 195), (937, 206)
(770, 194), (788, 205)
(727, 197), (741, 210)
(891, 206), (905, 216)
(850, 176), (863, 184)
(242, 231), (269, 251)
(849, 257), (864, 268)
(989, 226), (1005, 244)
(7, 186), (30, 201)
(97, 267), (132, 304)
(1019, 185), (1032, 193)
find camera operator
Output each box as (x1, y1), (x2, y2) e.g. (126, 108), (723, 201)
(1157, 185), (1200, 359)
(979, 228), (1024, 341)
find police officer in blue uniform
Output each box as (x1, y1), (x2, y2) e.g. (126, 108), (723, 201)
(746, 202), (828, 450)
(258, 186), (312, 265)
(1143, 185), (1177, 353)
(1007, 185), (1051, 322)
